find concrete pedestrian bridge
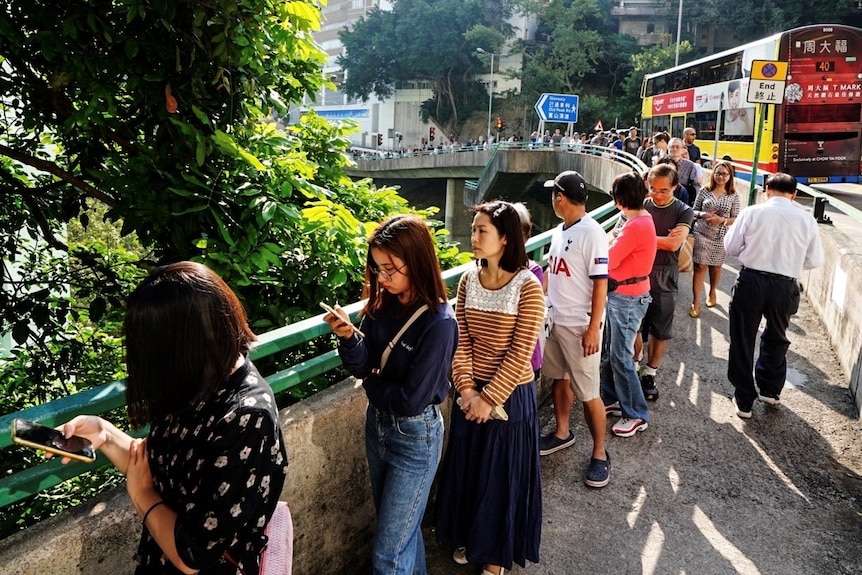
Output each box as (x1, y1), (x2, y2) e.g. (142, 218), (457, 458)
(346, 144), (643, 246)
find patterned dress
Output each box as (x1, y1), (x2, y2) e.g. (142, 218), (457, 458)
(692, 187), (741, 267)
(138, 359), (288, 575)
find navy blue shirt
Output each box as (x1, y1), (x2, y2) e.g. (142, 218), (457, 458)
(338, 301), (457, 417)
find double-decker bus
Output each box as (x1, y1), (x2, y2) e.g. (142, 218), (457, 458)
(640, 25), (862, 184)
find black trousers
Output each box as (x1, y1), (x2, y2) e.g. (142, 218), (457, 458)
(727, 268), (800, 406)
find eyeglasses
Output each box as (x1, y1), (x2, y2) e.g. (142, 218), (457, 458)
(669, 145), (684, 149)
(713, 171), (730, 177)
(369, 263), (406, 282)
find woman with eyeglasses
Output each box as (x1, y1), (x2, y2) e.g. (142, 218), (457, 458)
(322, 215), (457, 575)
(435, 201), (544, 575)
(689, 160), (741, 317)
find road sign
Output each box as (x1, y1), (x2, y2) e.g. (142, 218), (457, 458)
(747, 79), (786, 104)
(747, 59), (788, 104)
(534, 93), (579, 123)
(750, 60), (788, 81)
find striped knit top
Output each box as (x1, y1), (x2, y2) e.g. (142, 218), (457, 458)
(452, 267), (545, 407)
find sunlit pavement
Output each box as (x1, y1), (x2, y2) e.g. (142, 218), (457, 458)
(423, 258), (862, 575)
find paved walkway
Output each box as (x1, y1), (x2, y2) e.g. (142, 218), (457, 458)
(423, 258), (862, 575)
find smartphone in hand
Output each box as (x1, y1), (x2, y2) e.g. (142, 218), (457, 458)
(319, 302), (365, 337)
(11, 418), (96, 463)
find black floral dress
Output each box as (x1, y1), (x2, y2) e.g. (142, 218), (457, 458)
(137, 360), (288, 575)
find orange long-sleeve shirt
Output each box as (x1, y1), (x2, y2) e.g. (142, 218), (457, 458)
(452, 268), (545, 406)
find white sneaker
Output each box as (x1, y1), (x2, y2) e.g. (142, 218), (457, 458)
(758, 394), (781, 406)
(733, 397), (753, 419)
(612, 417), (648, 437)
(453, 547), (468, 565)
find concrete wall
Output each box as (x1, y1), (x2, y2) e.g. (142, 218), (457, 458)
(0, 377), (551, 575)
(800, 221), (862, 415)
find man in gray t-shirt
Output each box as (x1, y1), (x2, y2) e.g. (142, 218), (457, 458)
(637, 164), (695, 400)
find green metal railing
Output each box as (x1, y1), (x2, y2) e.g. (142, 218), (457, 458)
(6, 148), (856, 514)
(0, 200), (624, 512)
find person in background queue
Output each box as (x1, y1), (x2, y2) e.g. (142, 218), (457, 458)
(683, 127), (701, 165)
(513, 202), (545, 381)
(689, 160), (740, 318)
(724, 173), (823, 419)
(324, 215), (458, 575)
(436, 201), (544, 575)
(58, 262), (288, 575)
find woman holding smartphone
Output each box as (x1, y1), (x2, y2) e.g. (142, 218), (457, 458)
(323, 215), (457, 575)
(59, 262), (288, 575)
(435, 201), (545, 575)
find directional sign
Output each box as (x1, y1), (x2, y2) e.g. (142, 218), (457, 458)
(534, 93), (579, 123)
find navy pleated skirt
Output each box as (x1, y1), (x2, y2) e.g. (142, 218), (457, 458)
(434, 380), (542, 569)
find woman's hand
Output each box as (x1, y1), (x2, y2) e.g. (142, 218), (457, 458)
(461, 394), (493, 424)
(323, 304), (357, 339)
(59, 415), (109, 451)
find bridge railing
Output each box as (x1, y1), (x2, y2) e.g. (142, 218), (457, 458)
(0, 200), (621, 514)
(463, 143), (648, 194)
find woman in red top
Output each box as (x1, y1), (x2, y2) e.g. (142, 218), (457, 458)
(600, 173), (658, 434)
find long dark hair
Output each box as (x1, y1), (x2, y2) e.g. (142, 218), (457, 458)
(707, 160), (736, 194)
(363, 215), (447, 317)
(473, 201), (528, 273)
(124, 262), (256, 427)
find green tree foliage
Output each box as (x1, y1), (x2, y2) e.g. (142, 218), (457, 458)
(0, 0), (465, 393)
(337, 0), (516, 134)
(1, 0), (470, 537)
(663, 0), (862, 58)
(618, 42), (693, 124)
(517, 0), (640, 128)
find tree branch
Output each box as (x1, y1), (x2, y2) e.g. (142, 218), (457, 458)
(0, 144), (119, 208)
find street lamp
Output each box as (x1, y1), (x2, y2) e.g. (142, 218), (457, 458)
(476, 47), (497, 143)
(674, 0), (683, 66)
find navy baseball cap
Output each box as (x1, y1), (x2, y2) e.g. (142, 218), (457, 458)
(544, 171), (588, 203)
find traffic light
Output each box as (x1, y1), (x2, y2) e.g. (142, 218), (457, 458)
(430, 126), (436, 141)
(496, 117), (503, 130)
(377, 133), (383, 146)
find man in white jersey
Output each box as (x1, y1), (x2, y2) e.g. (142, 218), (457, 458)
(540, 171), (611, 488)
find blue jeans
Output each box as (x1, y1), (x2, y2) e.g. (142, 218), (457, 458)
(601, 291), (652, 421)
(366, 404), (444, 575)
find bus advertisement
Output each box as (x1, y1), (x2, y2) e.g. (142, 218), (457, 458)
(641, 25), (862, 184)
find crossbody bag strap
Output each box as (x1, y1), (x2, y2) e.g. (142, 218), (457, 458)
(378, 304), (429, 372)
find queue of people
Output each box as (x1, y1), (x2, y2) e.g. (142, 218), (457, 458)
(47, 148), (822, 574)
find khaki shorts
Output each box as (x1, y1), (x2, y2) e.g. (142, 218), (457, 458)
(542, 324), (602, 402)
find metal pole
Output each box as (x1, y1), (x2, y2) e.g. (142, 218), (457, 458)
(675, 0), (683, 66)
(748, 103), (767, 204)
(487, 53), (494, 143)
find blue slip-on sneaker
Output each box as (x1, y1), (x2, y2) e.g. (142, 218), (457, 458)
(584, 450), (611, 488)
(539, 431), (575, 456)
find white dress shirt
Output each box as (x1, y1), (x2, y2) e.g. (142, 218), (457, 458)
(723, 196), (824, 279)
